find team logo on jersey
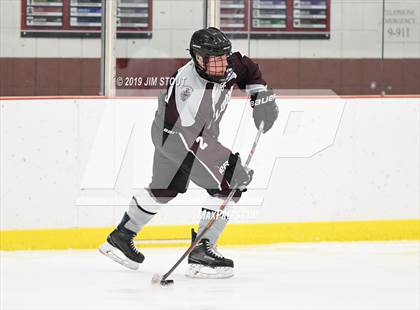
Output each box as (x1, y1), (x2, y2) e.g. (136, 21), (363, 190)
(180, 86), (193, 102)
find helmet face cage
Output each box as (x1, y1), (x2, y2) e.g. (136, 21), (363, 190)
(194, 50), (233, 83)
(190, 28), (233, 84)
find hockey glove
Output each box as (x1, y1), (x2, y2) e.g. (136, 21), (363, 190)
(207, 153), (252, 202)
(250, 88), (279, 133)
(224, 152), (253, 191)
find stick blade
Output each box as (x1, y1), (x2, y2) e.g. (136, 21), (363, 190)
(160, 279), (174, 286)
(151, 273), (174, 286)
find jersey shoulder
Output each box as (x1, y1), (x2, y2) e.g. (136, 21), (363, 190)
(230, 51), (266, 91)
(170, 61), (208, 127)
(230, 52), (248, 75)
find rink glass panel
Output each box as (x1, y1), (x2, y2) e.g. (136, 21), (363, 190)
(0, 0), (419, 96)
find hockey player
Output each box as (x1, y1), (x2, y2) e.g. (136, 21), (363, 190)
(99, 27), (278, 278)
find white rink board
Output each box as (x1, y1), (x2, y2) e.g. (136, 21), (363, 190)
(0, 97), (419, 230)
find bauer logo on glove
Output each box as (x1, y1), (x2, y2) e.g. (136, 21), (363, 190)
(250, 88), (279, 133)
(250, 93), (276, 108)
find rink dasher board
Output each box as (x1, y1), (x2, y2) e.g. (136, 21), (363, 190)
(0, 96), (419, 250)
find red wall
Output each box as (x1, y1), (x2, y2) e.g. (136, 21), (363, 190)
(1, 58), (419, 96)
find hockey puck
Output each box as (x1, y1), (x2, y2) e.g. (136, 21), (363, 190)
(151, 273), (174, 286)
(151, 273), (162, 285)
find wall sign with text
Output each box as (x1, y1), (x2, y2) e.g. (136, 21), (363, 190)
(21, 0), (152, 38)
(220, 0), (330, 39)
(384, 4), (419, 43)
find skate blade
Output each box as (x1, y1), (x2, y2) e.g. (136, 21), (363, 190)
(98, 242), (139, 270)
(185, 264), (233, 279)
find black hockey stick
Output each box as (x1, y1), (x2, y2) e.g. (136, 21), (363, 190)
(152, 121), (265, 286)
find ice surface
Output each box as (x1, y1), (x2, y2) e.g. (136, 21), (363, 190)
(1, 242), (419, 310)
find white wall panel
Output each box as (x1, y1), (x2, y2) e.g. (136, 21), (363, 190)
(35, 38), (60, 58)
(126, 30), (171, 58)
(58, 39), (82, 58)
(81, 39), (101, 58)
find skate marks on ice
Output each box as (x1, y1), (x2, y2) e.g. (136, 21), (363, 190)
(1, 242), (419, 310)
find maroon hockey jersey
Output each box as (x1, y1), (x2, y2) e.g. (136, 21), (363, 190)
(153, 52), (267, 190)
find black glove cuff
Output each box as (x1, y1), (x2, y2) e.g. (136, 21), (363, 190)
(223, 152), (241, 185)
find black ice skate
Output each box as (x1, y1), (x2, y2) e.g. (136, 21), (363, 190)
(185, 229), (234, 279)
(99, 229), (144, 270)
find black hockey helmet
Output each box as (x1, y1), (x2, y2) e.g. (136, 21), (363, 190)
(189, 27), (233, 83)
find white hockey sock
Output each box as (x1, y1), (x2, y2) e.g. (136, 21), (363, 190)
(197, 196), (233, 245)
(118, 189), (164, 235)
(197, 209), (228, 245)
